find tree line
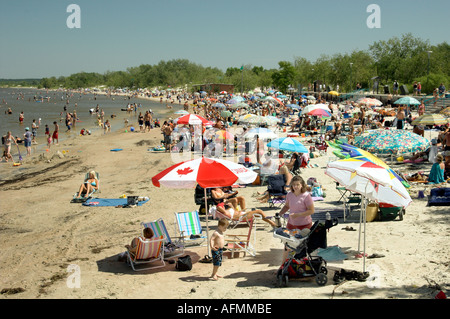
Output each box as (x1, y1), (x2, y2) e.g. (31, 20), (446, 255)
(33, 33), (449, 95)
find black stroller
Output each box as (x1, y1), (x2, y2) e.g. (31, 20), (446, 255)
(273, 219), (338, 287)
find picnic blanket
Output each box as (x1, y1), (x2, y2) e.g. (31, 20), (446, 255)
(82, 198), (149, 207)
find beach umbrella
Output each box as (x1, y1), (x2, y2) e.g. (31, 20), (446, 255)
(234, 102), (250, 109)
(215, 130), (234, 141)
(325, 158), (412, 272)
(267, 137), (308, 153)
(260, 96), (275, 102)
(256, 92), (265, 97)
(238, 114), (256, 123)
(220, 91), (228, 94)
(265, 115), (281, 125)
(152, 157), (257, 257)
(328, 141), (410, 188)
(226, 99), (238, 104)
(286, 104), (300, 110)
(176, 114), (209, 125)
(393, 97), (420, 105)
(273, 97), (284, 105)
(307, 108), (332, 118)
(220, 110), (232, 118)
(306, 96), (316, 100)
(357, 98), (382, 107)
(212, 102), (226, 109)
(174, 110), (189, 115)
(439, 107), (450, 117)
(354, 129), (430, 155)
(301, 104), (329, 115)
(244, 127), (278, 140)
(411, 114), (449, 126)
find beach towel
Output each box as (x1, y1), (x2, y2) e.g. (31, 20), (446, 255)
(82, 198), (149, 207)
(316, 246), (348, 262)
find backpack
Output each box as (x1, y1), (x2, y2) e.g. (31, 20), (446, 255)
(175, 255), (192, 271)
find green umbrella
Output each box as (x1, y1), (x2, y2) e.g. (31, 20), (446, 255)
(393, 97), (420, 105)
(221, 111), (232, 118)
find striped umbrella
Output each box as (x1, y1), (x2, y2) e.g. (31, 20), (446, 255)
(301, 104), (329, 115)
(307, 108), (332, 118)
(215, 130), (234, 141)
(176, 114), (209, 125)
(439, 107), (450, 117)
(411, 114), (449, 126)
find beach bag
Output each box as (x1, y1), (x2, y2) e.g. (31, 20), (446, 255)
(175, 255), (192, 271)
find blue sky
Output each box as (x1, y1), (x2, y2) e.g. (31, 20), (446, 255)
(0, 0), (449, 79)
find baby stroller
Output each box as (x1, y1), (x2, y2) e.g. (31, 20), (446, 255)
(273, 219), (338, 287)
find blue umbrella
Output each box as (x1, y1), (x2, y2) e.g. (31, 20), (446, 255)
(267, 137), (308, 153)
(393, 97), (420, 105)
(286, 104), (300, 109)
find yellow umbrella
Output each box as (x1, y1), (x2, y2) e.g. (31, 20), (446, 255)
(439, 107), (450, 117)
(411, 114), (449, 126)
(328, 91), (339, 96)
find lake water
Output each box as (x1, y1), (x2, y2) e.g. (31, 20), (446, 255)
(0, 87), (181, 142)
(0, 87), (185, 175)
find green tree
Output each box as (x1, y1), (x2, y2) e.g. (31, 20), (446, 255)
(271, 61), (295, 93)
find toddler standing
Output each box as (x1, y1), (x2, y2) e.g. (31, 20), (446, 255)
(210, 218), (229, 280)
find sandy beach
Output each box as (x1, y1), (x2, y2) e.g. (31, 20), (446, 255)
(1, 103), (449, 301)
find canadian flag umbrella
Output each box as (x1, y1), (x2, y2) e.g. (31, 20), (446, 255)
(175, 114), (209, 125)
(152, 157), (257, 189)
(152, 157), (257, 257)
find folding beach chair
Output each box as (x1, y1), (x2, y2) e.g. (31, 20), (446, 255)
(72, 171), (100, 203)
(174, 210), (207, 247)
(225, 216), (261, 258)
(336, 182), (349, 203)
(142, 218), (184, 259)
(267, 175), (287, 208)
(126, 236), (165, 271)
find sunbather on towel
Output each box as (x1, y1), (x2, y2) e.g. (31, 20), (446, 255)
(216, 204), (277, 228)
(75, 170), (99, 199)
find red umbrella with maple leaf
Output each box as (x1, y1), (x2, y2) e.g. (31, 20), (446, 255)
(152, 157), (258, 256)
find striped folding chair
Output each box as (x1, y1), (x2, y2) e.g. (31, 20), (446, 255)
(174, 211), (207, 247)
(142, 218), (184, 259)
(126, 236), (165, 271)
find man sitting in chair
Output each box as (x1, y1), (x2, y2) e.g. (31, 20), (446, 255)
(211, 187), (246, 212)
(215, 204), (277, 228)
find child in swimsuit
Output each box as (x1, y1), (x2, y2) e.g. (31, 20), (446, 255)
(210, 218), (229, 280)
